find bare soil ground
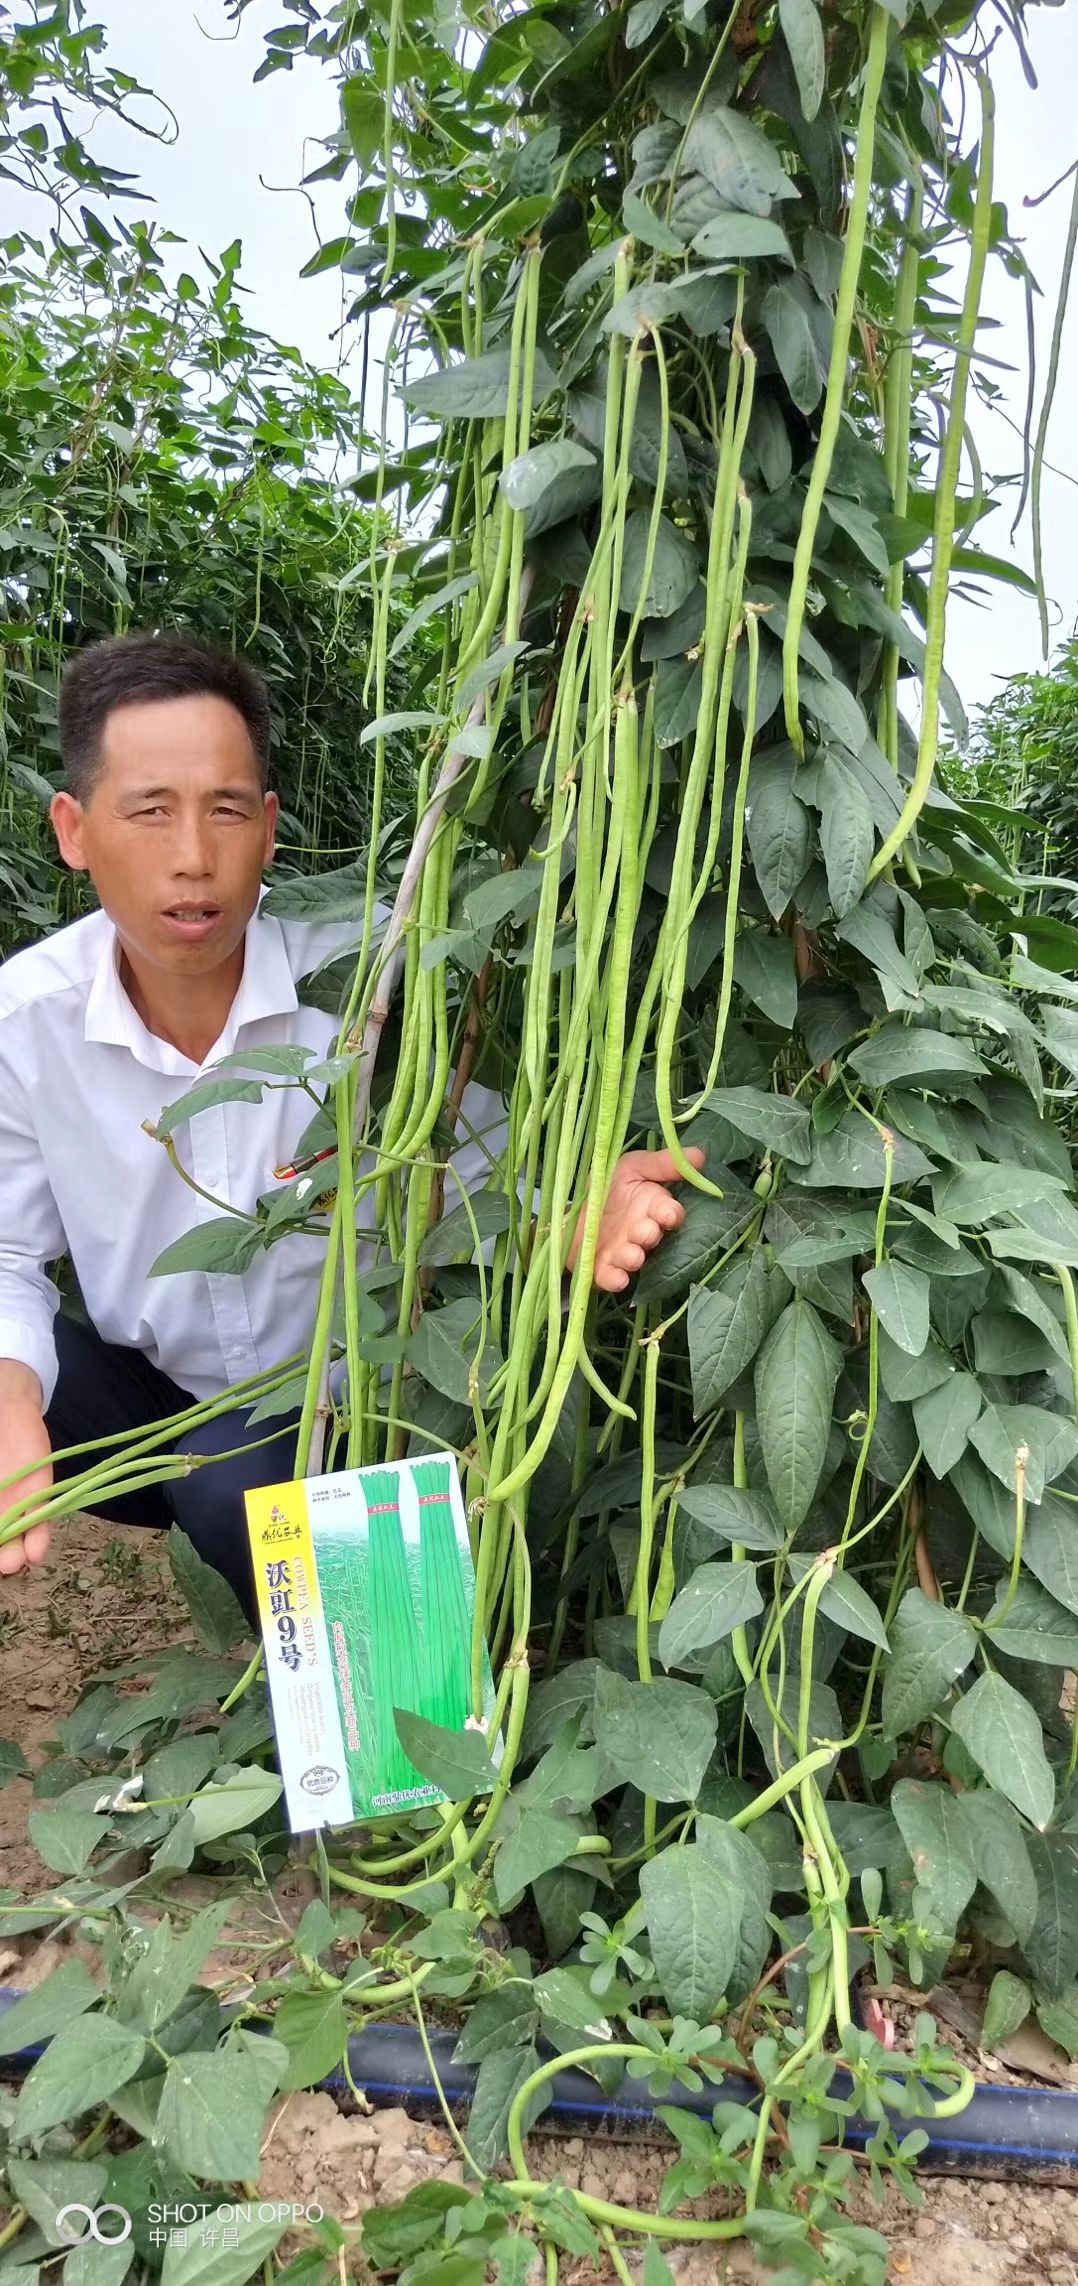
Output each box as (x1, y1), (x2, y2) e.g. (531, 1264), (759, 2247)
(4, 1517), (1078, 2284)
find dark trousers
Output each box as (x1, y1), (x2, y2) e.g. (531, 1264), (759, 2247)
(46, 1314), (306, 1630)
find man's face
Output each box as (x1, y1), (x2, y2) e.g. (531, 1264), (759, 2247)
(50, 694), (279, 978)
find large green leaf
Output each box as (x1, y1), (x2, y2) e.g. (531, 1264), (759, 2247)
(746, 750), (812, 918)
(968, 1403), (1078, 1506)
(683, 104), (794, 215)
(818, 753), (873, 916)
(800, 1114), (933, 1190)
(404, 345), (556, 421)
(639, 1844), (738, 2017)
(0, 1960), (102, 2056)
(1025, 1835), (1078, 1995)
(880, 1589), (976, 1739)
(779, 0), (825, 119)
(634, 1169), (758, 1300)
(619, 510), (698, 620)
(686, 1249), (788, 1415)
(703, 1087), (812, 1164)
(676, 1482), (785, 1554)
(986, 1576), (1078, 1667)
(468, 2043), (547, 2170)
(155, 2049), (276, 2182)
(912, 1372), (982, 1477)
(956, 1789), (1038, 1946)
(950, 1672), (1055, 1832)
(393, 1711), (499, 1800)
(160, 2210), (287, 2286)
(657, 1561), (763, 1669)
(891, 1779), (977, 1936)
(273, 1987), (349, 2091)
(863, 1260), (930, 1356)
(13, 2014), (146, 2140)
(690, 213), (793, 263)
(500, 438), (601, 533)
(755, 1298), (842, 1532)
(849, 1028), (989, 1090)
(763, 278), (826, 411)
(592, 1669), (717, 1802)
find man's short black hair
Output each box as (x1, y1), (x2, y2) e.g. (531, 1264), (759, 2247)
(58, 631), (272, 801)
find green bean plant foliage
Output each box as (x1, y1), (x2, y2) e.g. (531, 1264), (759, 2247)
(7, 1), (1078, 2280)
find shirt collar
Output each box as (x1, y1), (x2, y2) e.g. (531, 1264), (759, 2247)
(84, 898), (299, 1072)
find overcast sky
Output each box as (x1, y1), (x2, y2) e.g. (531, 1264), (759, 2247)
(75, 2), (1078, 720)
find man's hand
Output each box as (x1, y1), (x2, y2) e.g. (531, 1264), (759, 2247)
(568, 1145), (708, 1294)
(0, 1390), (53, 1577)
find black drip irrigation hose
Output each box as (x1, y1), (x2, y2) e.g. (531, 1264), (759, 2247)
(3, 1988), (1078, 2182)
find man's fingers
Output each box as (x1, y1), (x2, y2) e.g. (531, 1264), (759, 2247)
(628, 1145), (707, 1186)
(616, 1241), (647, 1274)
(642, 1191), (684, 1232)
(0, 1538), (27, 1575)
(630, 1215), (665, 1251)
(595, 1262), (631, 1293)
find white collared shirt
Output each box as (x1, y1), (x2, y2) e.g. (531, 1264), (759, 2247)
(0, 902), (506, 1409)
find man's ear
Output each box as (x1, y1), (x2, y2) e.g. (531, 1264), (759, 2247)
(50, 791), (87, 872)
(263, 788), (279, 867)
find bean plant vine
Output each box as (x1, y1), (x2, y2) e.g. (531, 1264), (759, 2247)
(4, 2), (1078, 2282)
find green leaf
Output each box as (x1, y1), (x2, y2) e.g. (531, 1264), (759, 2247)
(654, 656), (703, 747)
(167, 1528), (250, 1653)
(955, 1789), (1038, 1946)
(982, 1970), (1032, 2051)
(592, 1669), (717, 1802)
(733, 930), (797, 1025)
(658, 1561), (763, 1668)
(624, 188), (685, 255)
(1026, 1834), (1078, 1995)
(26, 1807), (107, 1876)
(117, 1898), (233, 2035)
(880, 1589), (976, 1740)
(160, 2210), (287, 2286)
(934, 1163), (1069, 1227)
(149, 1218), (264, 1278)
(4, 2157), (108, 2252)
(454, 1986), (539, 2065)
(492, 1805), (582, 1910)
(986, 1576), (1078, 1667)
(187, 1766), (283, 1845)
(676, 1482), (784, 1554)
(686, 1250), (788, 1415)
(13, 2014), (146, 2140)
(406, 1297), (501, 1404)
(404, 346), (556, 422)
(156, 2049), (275, 2182)
(818, 753), (873, 917)
(703, 1086), (812, 1164)
(969, 1403), (1078, 1506)
(1022, 1493), (1078, 1616)
(790, 1560), (889, 1650)
(763, 278), (825, 413)
(891, 1779), (977, 1935)
(468, 2044), (545, 2170)
(500, 438), (601, 535)
(849, 1027), (989, 1090)
(746, 751), (812, 917)
(1034, 1987), (1078, 2061)
(618, 511), (698, 620)
(152, 1075), (266, 1139)
(273, 1987), (349, 2091)
(684, 105), (794, 216)
(393, 1712), (498, 1801)
(779, 0), (825, 117)
(639, 1844), (738, 2016)
(0, 1737), (30, 1785)
(389, 571), (478, 661)
(755, 1299), (842, 1533)
(634, 1169), (759, 1300)
(419, 1193), (512, 1266)
(950, 1672), (1055, 1831)
(0, 1960), (102, 2056)
(863, 1261), (930, 1356)
(802, 1111), (933, 1190)
(912, 1373), (983, 1477)
(690, 213), (793, 263)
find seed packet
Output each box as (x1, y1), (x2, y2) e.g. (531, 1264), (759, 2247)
(244, 1454), (497, 1834)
